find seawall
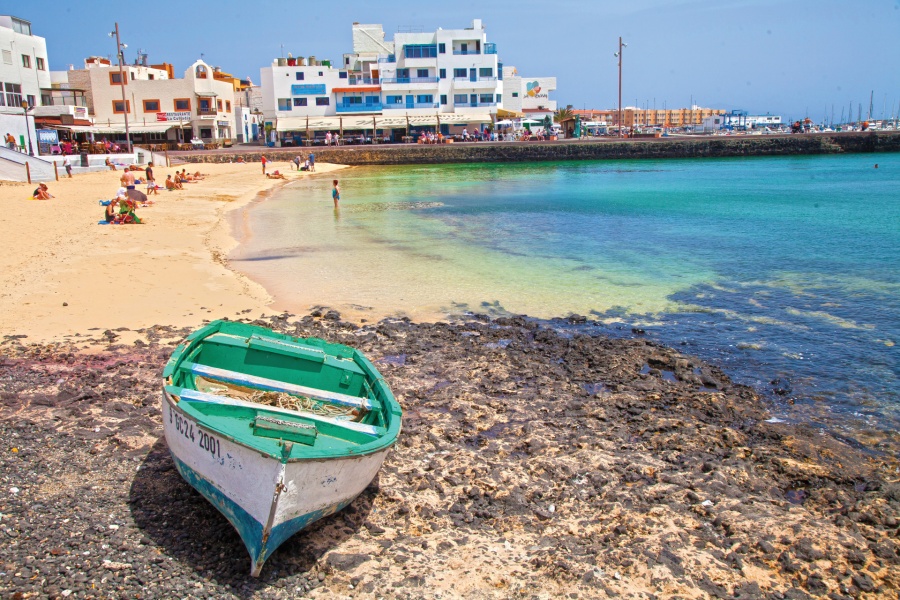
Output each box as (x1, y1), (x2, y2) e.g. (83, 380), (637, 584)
(175, 130), (900, 165)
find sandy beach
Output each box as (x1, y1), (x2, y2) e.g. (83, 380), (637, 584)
(1, 158), (899, 599)
(0, 159), (344, 345)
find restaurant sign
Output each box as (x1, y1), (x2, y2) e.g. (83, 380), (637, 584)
(156, 111), (192, 122)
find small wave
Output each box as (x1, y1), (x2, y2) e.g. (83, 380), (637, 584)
(784, 307), (874, 330)
(350, 201), (445, 212)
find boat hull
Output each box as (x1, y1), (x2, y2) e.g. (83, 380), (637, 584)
(162, 390), (390, 575)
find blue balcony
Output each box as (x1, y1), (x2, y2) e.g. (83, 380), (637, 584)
(377, 55), (396, 63)
(380, 77), (439, 85)
(347, 76), (380, 85)
(485, 43), (497, 55)
(383, 102), (439, 110)
(336, 103), (383, 113)
(453, 50), (481, 55)
(453, 102), (498, 108)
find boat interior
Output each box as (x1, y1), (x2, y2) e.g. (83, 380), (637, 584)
(164, 330), (399, 455)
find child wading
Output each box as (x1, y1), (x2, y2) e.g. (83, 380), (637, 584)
(332, 180), (340, 208)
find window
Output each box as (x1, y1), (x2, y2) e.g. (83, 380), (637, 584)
(5, 83), (23, 107)
(315, 97), (330, 106)
(200, 128), (212, 138)
(277, 98), (292, 110)
(112, 100), (130, 113)
(174, 98), (191, 111)
(385, 95), (403, 104)
(416, 94), (433, 104)
(366, 95), (379, 105)
(438, 43), (446, 54)
(148, 74), (154, 80)
(318, 71), (323, 76)
(293, 98), (307, 107)
(453, 94), (467, 104)
(344, 96), (362, 105)
(36, 57), (45, 70)
(26, 95), (35, 108)
(479, 94), (494, 104)
(11, 18), (31, 36)
(512, 92), (519, 98)
(439, 68), (446, 79)
(226, 100), (231, 112)
(496, 94), (502, 103)
(21, 55), (31, 68)
(143, 99), (160, 112)
(1, 50), (11, 65)
(109, 72), (126, 85)
(217, 99), (223, 111)
(440, 95), (447, 105)
(339, 71), (348, 79)
(199, 98), (213, 112)
(479, 67), (493, 78)
(404, 44), (437, 59)
(396, 68), (409, 79)
(130, 72), (135, 80)
(417, 69), (429, 78)
(453, 68), (466, 78)
(295, 72), (304, 80)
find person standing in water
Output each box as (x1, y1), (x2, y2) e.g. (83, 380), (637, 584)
(332, 180), (340, 208)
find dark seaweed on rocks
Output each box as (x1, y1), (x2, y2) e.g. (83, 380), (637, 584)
(1, 313), (898, 599)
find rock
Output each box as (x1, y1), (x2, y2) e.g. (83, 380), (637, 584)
(325, 553), (370, 572)
(851, 573), (875, 592)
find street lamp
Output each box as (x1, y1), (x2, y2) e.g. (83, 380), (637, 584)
(613, 37), (627, 138)
(108, 23), (132, 153)
(20, 100), (34, 156)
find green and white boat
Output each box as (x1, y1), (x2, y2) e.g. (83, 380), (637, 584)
(161, 320), (402, 576)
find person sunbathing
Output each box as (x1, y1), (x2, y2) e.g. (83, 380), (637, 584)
(105, 157), (117, 171)
(266, 170), (286, 179)
(165, 175), (182, 190)
(192, 170), (207, 180)
(33, 183), (53, 200)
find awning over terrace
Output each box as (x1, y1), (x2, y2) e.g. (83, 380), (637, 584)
(53, 123), (177, 134)
(275, 113), (494, 132)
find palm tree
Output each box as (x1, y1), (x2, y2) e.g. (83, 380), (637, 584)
(554, 105), (574, 123)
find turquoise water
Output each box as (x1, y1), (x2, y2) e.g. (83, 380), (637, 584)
(232, 153), (900, 431)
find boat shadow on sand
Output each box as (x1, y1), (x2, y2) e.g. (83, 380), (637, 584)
(128, 436), (378, 592)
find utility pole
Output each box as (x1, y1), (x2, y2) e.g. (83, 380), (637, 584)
(110, 23), (132, 153)
(614, 37), (626, 138)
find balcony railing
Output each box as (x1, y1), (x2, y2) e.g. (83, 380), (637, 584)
(453, 50), (481, 55)
(197, 108), (217, 116)
(336, 103), (383, 113)
(452, 77), (497, 82)
(485, 43), (497, 55)
(380, 77), (439, 85)
(453, 102), (498, 108)
(377, 55), (396, 63)
(383, 102), (439, 110)
(347, 76), (380, 85)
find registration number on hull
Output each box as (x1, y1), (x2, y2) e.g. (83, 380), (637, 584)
(167, 401), (221, 460)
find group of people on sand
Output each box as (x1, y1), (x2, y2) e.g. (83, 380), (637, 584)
(100, 162), (208, 224)
(257, 153), (316, 177)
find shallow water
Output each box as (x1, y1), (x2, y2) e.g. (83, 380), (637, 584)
(231, 153), (900, 432)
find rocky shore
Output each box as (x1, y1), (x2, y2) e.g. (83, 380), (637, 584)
(2, 312), (899, 599)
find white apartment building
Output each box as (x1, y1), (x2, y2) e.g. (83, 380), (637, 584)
(261, 19), (507, 141)
(61, 57), (236, 144)
(501, 65), (557, 125)
(0, 15), (49, 153)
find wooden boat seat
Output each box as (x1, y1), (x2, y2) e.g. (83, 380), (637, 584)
(171, 386), (385, 438)
(180, 362), (379, 413)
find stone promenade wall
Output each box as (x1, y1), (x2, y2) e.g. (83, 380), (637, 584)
(175, 131), (900, 165)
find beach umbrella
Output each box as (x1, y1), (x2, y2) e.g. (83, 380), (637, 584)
(373, 116), (377, 143)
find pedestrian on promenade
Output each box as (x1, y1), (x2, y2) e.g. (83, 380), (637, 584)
(63, 155), (72, 178)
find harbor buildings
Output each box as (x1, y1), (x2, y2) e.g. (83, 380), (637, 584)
(58, 56), (237, 146)
(260, 19), (556, 142)
(0, 15), (49, 153)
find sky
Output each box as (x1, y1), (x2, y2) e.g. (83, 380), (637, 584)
(17, 0), (900, 122)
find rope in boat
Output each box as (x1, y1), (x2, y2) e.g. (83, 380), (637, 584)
(194, 375), (361, 420)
